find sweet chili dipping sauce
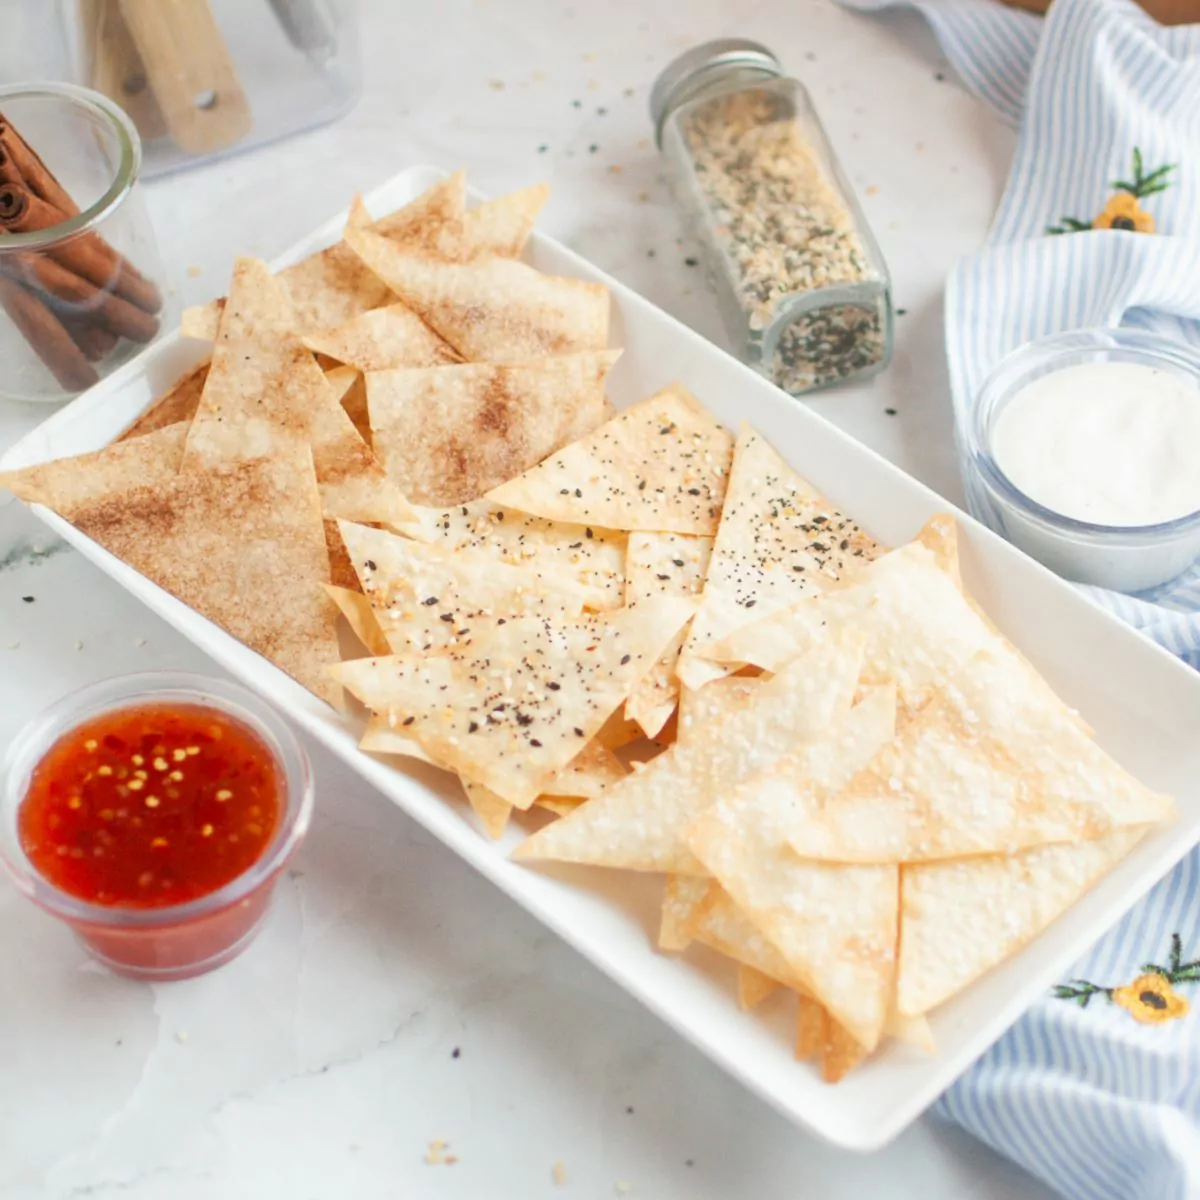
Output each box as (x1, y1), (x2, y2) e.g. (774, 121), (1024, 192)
(19, 704), (280, 908)
(4, 685), (309, 981)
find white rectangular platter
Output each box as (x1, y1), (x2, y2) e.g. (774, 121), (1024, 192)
(6, 165), (1200, 1152)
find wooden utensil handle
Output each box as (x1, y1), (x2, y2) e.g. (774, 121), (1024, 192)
(116, 0), (252, 156)
(79, 0), (169, 141)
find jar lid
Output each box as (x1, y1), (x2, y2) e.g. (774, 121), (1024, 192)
(649, 39), (784, 146)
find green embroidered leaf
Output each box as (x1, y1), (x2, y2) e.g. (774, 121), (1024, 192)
(1138, 181), (1171, 199)
(1112, 179), (1136, 195)
(1133, 146), (1144, 181)
(1171, 933), (1183, 975)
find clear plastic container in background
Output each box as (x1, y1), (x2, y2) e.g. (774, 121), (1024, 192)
(0, 82), (171, 404)
(50, 0), (361, 179)
(651, 40), (892, 398)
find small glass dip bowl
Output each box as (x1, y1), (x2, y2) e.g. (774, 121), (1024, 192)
(965, 328), (1200, 593)
(0, 672), (312, 981)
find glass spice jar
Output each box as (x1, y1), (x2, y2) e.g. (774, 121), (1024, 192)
(651, 39), (893, 396)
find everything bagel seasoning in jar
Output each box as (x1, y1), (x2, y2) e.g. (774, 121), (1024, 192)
(651, 40), (892, 396)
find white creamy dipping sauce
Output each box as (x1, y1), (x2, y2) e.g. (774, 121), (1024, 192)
(990, 361), (1200, 527)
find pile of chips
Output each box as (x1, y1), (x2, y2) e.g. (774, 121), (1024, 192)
(0, 172), (1173, 1084)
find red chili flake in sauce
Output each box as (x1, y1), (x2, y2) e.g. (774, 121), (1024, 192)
(18, 704), (280, 908)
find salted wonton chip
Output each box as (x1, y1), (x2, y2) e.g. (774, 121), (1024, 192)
(398, 498), (625, 610)
(183, 258), (414, 528)
(677, 424), (882, 690)
(623, 531), (713, 738)
(487, 385), (734, 536)
(738, 965), (784, 1011)
(332, 596), (695, 807)
(899, 828), (1145, 1016)
(326, 584), (390, 656)
(787, 647), (1174, 864)
(513, 633), (862, 873)
(686, 687), (898, 1051)
(367, 352), (619, 506)
(344, 227), (609, 362)
(710, 539), (998, 716)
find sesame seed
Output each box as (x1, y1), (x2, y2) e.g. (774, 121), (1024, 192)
(202, 824), (213, 837)
(216, 789), (232, 801)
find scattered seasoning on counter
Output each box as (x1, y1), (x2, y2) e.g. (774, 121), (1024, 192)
(451, 1046), (461, 1059)
(22, 595), (34, 602)
(552, 1161), (568, 1186)
(537, 144), (549, 154)
(896, 307), (908, 316)
(885, 407), (898, 416)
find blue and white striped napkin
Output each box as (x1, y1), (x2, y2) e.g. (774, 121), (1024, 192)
(841, 2), (1200, 1196)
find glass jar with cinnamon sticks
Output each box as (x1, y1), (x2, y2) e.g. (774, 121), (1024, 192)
(0, 83), (170, 403)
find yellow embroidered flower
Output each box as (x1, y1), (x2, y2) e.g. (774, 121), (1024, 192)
(1112, 973), (1189, 1024)
(1093, 192), (1156, 234)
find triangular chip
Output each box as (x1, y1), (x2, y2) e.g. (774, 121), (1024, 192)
(513, 634), (862, 873)
(462, 184), (549, 258)
(623, 531), (712, 737)
(796, 994), (824, 1062)
(658, 874), (712, 951)
(4, 432), (339, 705)
(487, 386), (734, 535)
(543, 741), (628, 799)
(461, 779), (513, 840)
(372, 171), (467, 249)
(367, 352), (620, 506)
(686, 687), (898, 1050)
(326, 584), (390, 655)
(398, 498), (625, 610)
(710, 540), (998, 716)
(1, 423), (187, 508)
(358, 715), (437, 765)
(738, 965), (783, 1011)
(899, 829), (1145, 1016)
(343, 227), (609, 362)
(331, 596), (696, 807)
(118, 361), (209, 442)
(302, 303), (461, 372)
(182, 191), (393, 341)
(677, 424), (882, 690)
(337, 520), (590, 655)
(787, 648), (1174, 864)
(184, 258), (415, 527)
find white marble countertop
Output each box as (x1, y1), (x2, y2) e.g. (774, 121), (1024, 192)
(0, 2), (1059, 1197)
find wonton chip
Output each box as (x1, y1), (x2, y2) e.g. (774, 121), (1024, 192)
(623, 531), (713, 738)
(514, 634), (862, 873)
(462, 184), (549, 258)
(118, 361), (209, 442)
(326, 584), (390, 655)
(398, 499), (626, 610)
(710, 540), (997, 716)
(786, 648), (1174, 864)
(184, 258), (414, 528)
(677, 424), (882, 690)
(899, 828), (1145, 1016)
(337, 520), (590, 655)
(487, 385), (734, 535)
(372, 171), (467, 251)
(2, 423), (187, 508)
(303, 303), (461, 372)
(543, 740), (628, 799)
(368, 352), (619, 506)
(686, 687), (898, 1050)
(738, 965), (783, 1011)
(344, 227), (610, 362)
(461, 779), (513, 840)
(332, 596), (695, 807)
(358, 714), (435, 764)
(182, 191), (390, 341)
(3, 433), (339, 705)
(658, 875), (712, 951)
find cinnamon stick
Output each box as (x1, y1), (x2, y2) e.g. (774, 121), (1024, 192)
(59, 311), (120, 362)
(0, 183), (162, 314)
(0, 141), (23, 188)
(0, 115), (80, 217)
(0, 276), (98, 390)
(2, 253), (159, 343)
